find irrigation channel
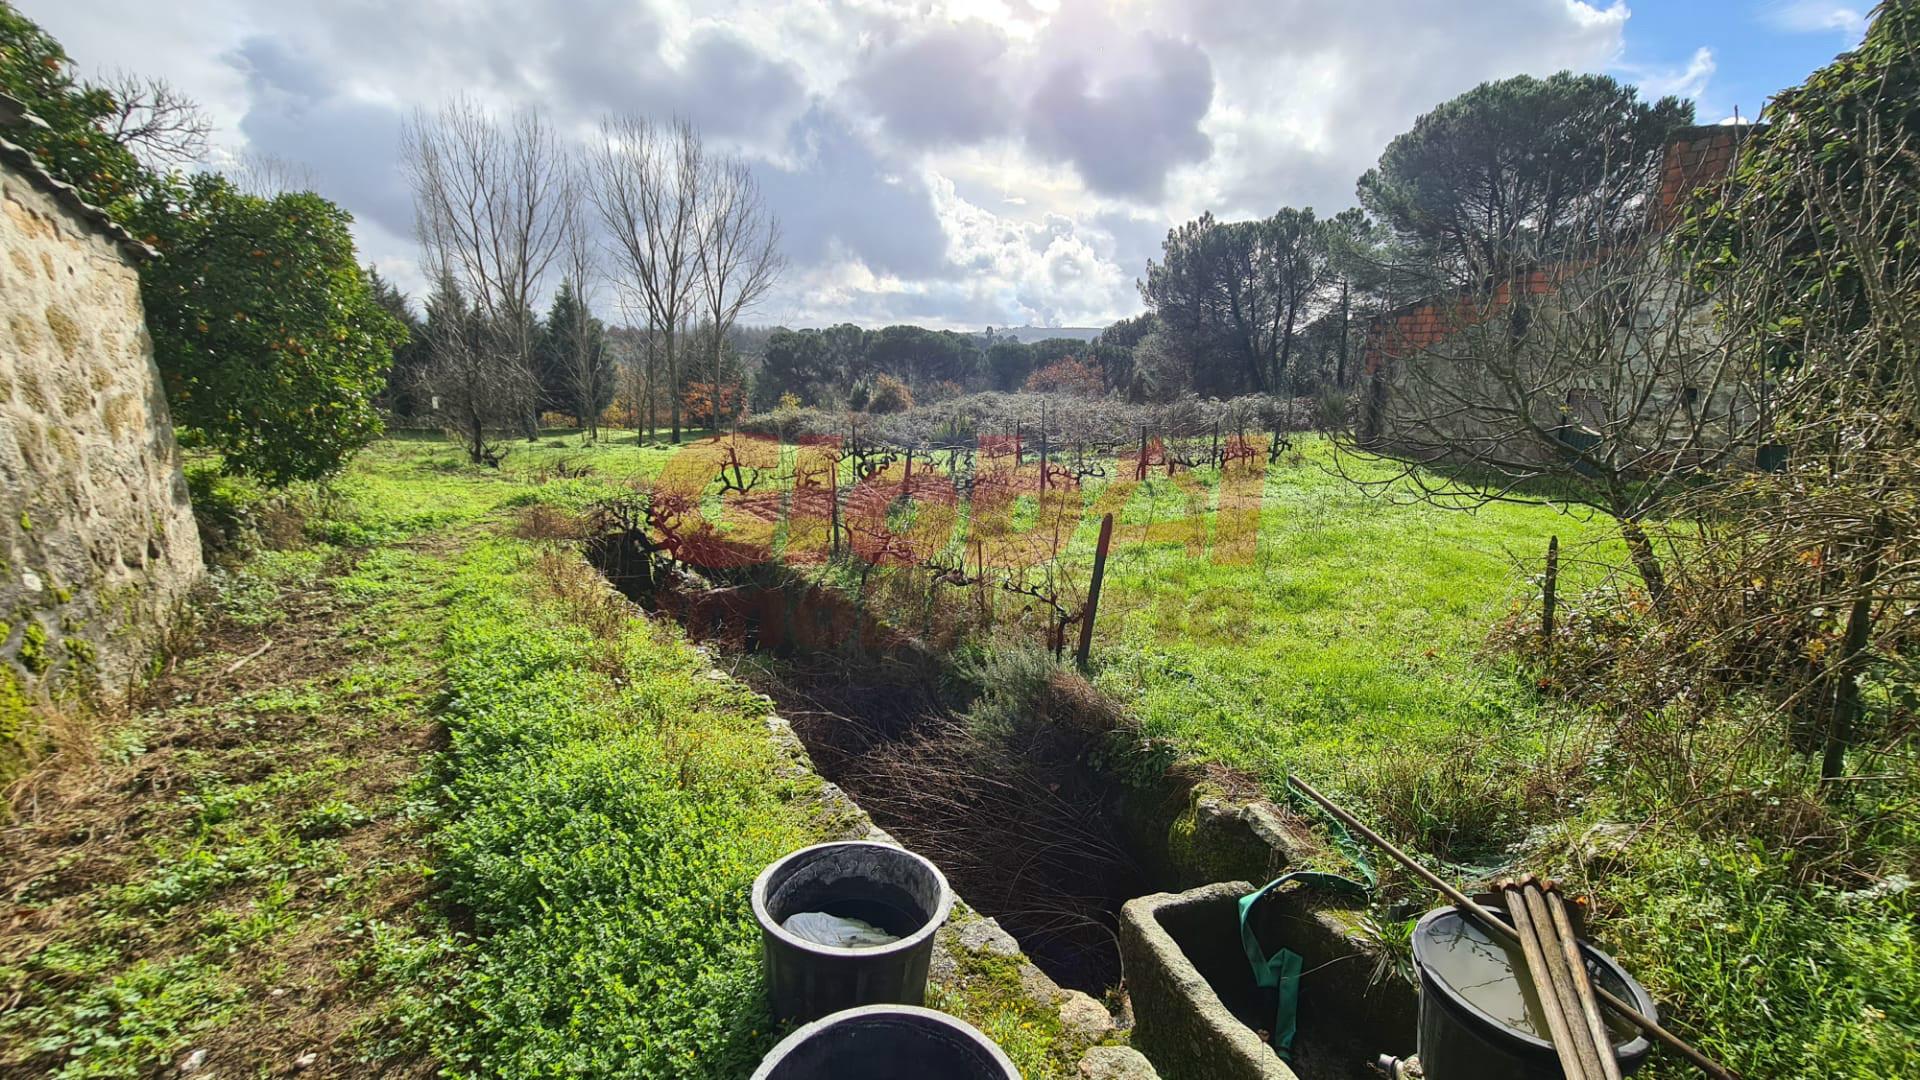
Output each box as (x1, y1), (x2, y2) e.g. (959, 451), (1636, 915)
(589, 532), (1392, 1078)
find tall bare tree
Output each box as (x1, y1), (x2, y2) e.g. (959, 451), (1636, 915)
(695, 156), (783, 430)
(555, 186), (614, 440)
(230, 151), (317, 197)
(589, 115), (702, 444)
(607, 328), (649, 432)
(99, 70), (211, 171)
(403, 98), (572, 439)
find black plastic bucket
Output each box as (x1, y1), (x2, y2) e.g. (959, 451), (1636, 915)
(752, 841), (953, 1023)
(751, 1004), (1020, 1079)
(1412, 905), (1658, 1080)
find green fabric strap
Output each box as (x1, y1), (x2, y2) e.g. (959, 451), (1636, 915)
(1238, 872), (1369, 1061)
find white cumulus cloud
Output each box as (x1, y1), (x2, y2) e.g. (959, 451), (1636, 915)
(25, 0), (1676, 329)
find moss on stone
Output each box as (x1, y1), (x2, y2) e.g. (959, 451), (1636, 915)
(63, 637), (96, 670)
(929, 945), (1082, 1080)
(48, 426), (78, 462)
(19, 621), (50, 674)
(1162, 786), (1282, 888)
(0, 666), (28, 782)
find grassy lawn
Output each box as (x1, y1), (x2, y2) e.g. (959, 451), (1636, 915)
(2, 432), (1086, 1080)
(1088, 439), (1619, 855)
(1073, 441), (1918, 1079)
(5, 429), (1908, 1079)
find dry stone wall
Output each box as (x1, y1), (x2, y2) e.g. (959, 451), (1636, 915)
(0, 157), (202, 764)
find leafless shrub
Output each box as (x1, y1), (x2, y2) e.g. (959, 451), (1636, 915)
(590, 116), (702, 443)
(99, 71), (210, 171)
(516, 504), (587, 542)
(404, 98), (573, 440)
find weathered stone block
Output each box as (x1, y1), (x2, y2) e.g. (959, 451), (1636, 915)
(1120, 880), (1418, 1080)
(1078, 1045), (1159, 1079)
(0, 156), (201, 767)
(1121, 881), (1297, 1080)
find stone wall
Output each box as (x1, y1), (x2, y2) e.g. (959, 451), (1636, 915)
(0, 154), (202, 765)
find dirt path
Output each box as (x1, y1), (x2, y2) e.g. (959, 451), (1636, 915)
(1, 536), (457, 1078)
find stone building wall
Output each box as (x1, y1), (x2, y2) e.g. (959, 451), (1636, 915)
(0, 145), (202, 765)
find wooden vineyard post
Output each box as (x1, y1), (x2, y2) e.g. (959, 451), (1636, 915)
(1137, 426), (1149, 481)
(1543, 534), (1559, 649)
(1039, 407), (1049, 492)
(830, 447), (842, 560)
(1076, 513), (1115, 671)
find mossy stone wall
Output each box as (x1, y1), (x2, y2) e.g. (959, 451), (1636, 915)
(0, 165), (202, 765)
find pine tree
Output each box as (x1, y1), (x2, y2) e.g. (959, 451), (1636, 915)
(365, 267), (427, 416)
(535, 279), (613, 437)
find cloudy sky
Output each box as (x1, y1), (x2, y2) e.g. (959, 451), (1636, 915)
(28, 0), (1869, 331)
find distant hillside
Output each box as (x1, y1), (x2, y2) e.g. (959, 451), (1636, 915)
(986, 326), (1103, 344)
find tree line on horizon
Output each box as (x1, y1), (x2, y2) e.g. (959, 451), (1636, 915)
(370, 68), (1699, 432)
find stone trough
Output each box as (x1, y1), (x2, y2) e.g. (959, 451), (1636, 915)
(1121, 880), (1418, 1080)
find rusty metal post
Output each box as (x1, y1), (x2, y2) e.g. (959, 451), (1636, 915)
(1076, 513), (1115, 671)
(1543, 534), (1559, 648)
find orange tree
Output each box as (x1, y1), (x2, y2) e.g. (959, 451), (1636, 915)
(0, 2), (151, 215)
(134, 174), (405, 485)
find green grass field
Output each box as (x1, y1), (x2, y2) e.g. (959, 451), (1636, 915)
(1087, 442), (1617, 849)
(7, 430), (1909, 1078)
(415, 427), (1915, 1079)
(1, 432), (1087, 1079)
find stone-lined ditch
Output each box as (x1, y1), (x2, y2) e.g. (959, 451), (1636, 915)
(588, 533), (1414, 1078)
